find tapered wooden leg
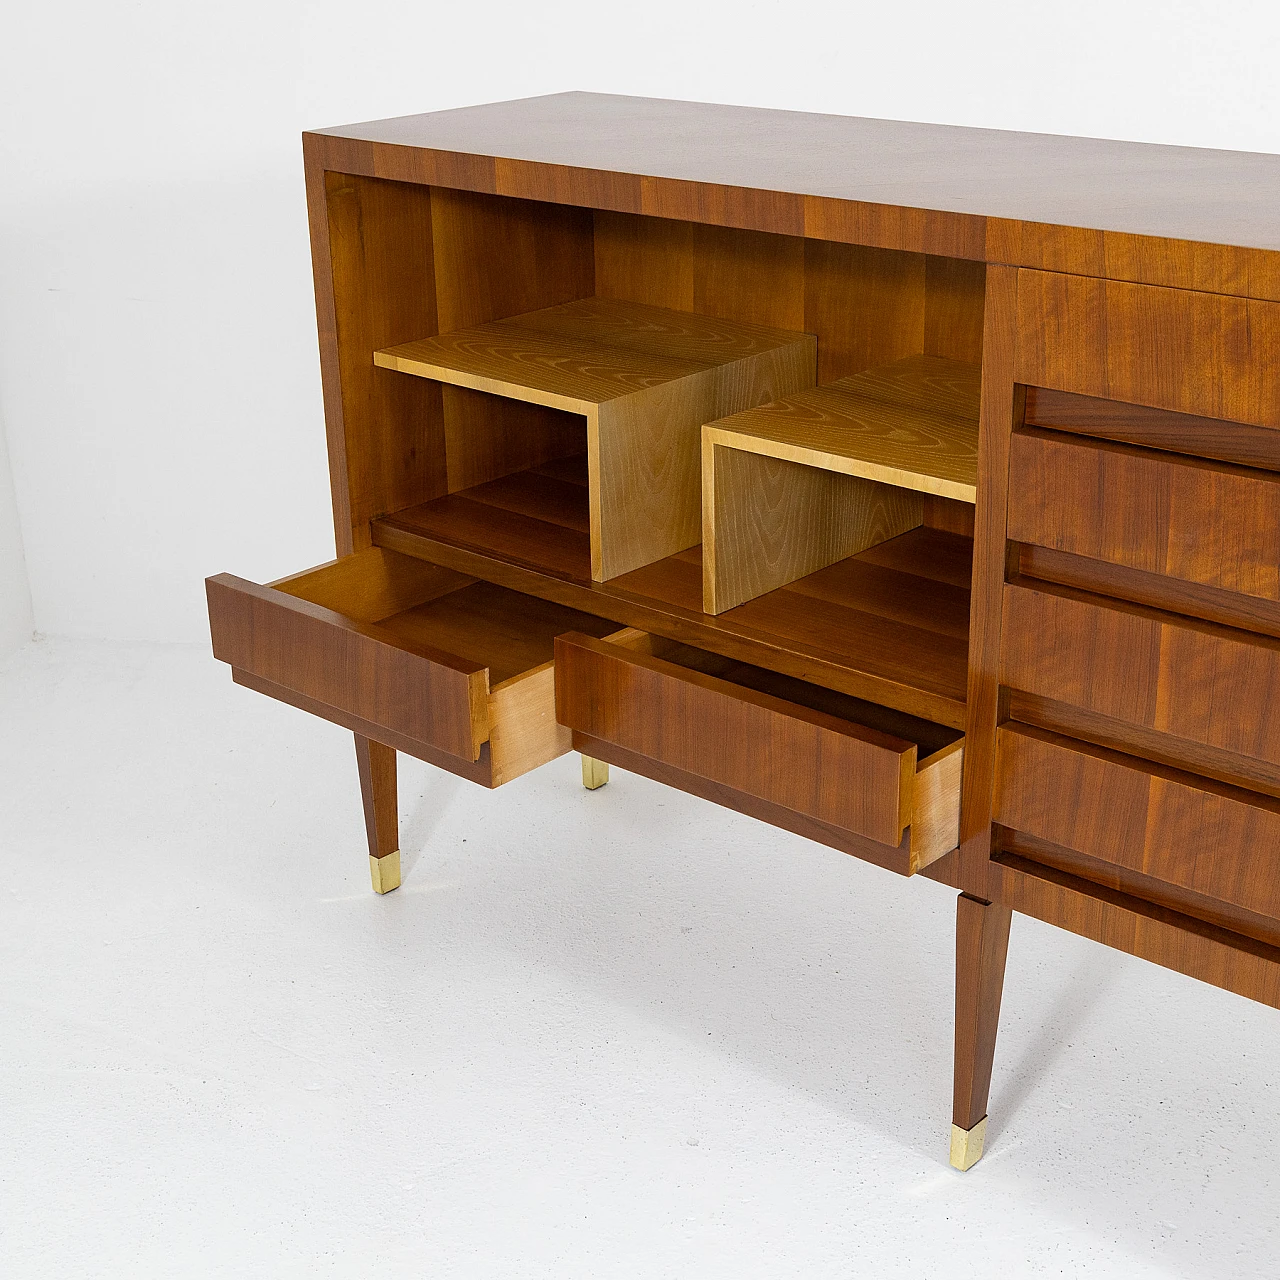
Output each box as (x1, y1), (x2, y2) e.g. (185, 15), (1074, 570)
(581, 754), (609, 790)
(951, 893), (1012, 1170)
(355, 734), (400, 893)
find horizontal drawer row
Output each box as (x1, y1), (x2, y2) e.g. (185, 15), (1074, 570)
(995, 722), (1280, 937)
(1002, 577), (1280, 782)
(207, 548), (962, 875)
(1009, 425), (1280, 609)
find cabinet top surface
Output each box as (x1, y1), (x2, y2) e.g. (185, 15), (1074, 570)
(314, 92), (1280, 253)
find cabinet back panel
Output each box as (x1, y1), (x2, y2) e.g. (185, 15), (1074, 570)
(594, 211), (985, 383)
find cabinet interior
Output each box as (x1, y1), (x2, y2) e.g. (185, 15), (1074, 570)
(322, 173), (986, 723)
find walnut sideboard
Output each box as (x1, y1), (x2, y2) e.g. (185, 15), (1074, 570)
(206, 93), (1280, 1172)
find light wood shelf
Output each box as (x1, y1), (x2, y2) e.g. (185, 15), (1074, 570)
(375, 297), (816, 582)
(702, 355), (980, 613)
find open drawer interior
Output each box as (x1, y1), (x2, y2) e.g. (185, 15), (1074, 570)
(554, 627), (964, 874)
(207, 547), (618, 786)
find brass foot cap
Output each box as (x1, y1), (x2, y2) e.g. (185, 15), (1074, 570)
(581, 755), (609, 790)
(369, 850), (402, 894)
(950, 1117), (987, 1171)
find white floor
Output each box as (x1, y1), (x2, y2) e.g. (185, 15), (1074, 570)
(1, 639), (1278, 1278)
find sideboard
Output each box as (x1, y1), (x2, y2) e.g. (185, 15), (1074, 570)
(206, 93), (1280, 1171)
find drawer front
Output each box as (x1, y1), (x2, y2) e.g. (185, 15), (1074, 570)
(555, 631), (916, 848)
(1002, 580), (1280, 766)
(207, 573), (488, 761)
(1015, 270), (1280, 429)
(1008, 429), (1280, 603)
(995, 723), (1280, 923)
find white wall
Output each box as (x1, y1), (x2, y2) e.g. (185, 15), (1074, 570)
(1, 0), (1277, 642)
(0, 415), (34, 658)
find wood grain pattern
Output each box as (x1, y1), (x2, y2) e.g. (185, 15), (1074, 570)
(487, 662), (571, 787)
(430, 187), (595, 334)
(995, 852), (1280, 1010)
(1024, 386), (1280, 472)
(1007, 689), (1280, 805)
(555, 630), (963, 863)
(996, 723), (1280, 923)
(1002, 580), (1280, 769)
(924, 256), (987, 365)
(210, 551), (617, 779)
(923, 496), (976, 537)
(374, 513), (972, 728)
(1009, 429), (1280, 603)
(572, 733), (913, 876)
(270, 547), (474, 621)
(232, 669), (496, 786)
(207, 572), (489, 761)
(913, 740), (965, 868)
(1016, 270), (1280, 429)
(998, 827), (1280, 950)
(309, 93), (1280, 299)
(428, 187), (595, 498)
(953, 894), (1012, 1132)
(803, 239), (926, 382)
(322, 173), (443, 551)
(556, 631), (914, 845)
(704, 356), (981, 500)
(987, 220), (1280, 306)
(701, 354), (979, 612)
(591, 336), (813, 579)
(376, 296), (816, 581)
(355, 736), (398, 858)
(958, 265), (1021, 896)
(1016, 543), (1280, 642)
(441, 387), (586, 496)
(703, 447), (922, 614)
(693, 223), (807, 331)
(592, 212), (695, 312)
(592, 215), (985, 387)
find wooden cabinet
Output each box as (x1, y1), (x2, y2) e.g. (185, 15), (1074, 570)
(207, 93), (1280, 1177)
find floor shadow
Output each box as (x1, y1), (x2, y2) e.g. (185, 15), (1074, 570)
(987, 941), (1118, 1144)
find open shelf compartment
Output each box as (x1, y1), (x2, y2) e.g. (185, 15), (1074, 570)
(374, 296), (816, 583)
(701, 354), (980, 613)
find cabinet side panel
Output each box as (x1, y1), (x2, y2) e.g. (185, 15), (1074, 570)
(958, 264), (1021, 897)
(324, 173), (446, 550)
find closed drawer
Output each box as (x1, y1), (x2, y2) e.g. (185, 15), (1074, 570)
(554, 628), (962, 874)
(1002, 579), (1280, 770)
(207, 547), (618, 786)
(995, 723), (1280, 925)
(1014, 270), (1280, 430)
(1008, 427), (1280, 603)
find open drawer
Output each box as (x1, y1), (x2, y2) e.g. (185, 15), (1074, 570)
(554, 628), (963, 874)
(206, 547), (618, 786)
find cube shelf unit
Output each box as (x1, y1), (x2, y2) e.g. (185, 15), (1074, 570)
(701, 354), (980, 613)
(373, 297), (816, 581)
